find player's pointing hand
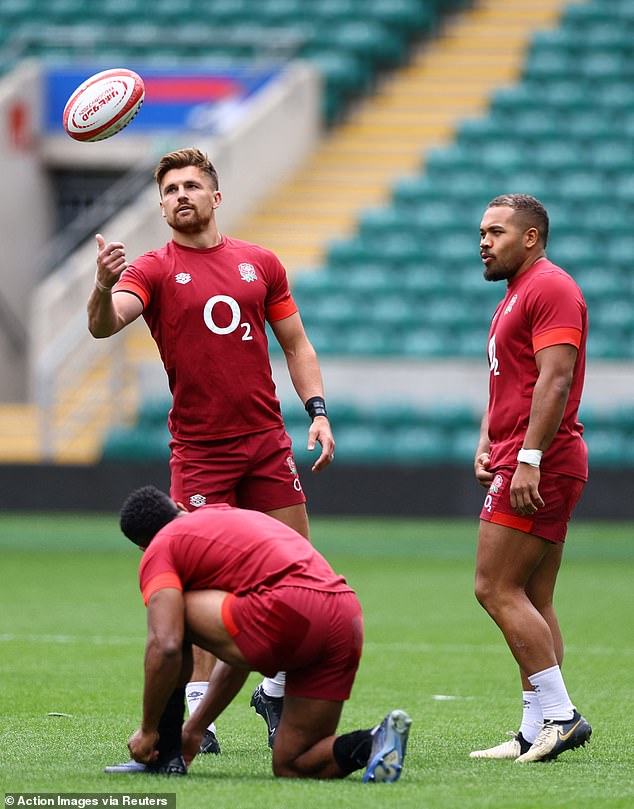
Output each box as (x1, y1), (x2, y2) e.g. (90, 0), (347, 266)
(95, 232), (128, 290)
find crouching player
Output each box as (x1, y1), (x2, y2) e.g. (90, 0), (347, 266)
(104, 486), (411, 782)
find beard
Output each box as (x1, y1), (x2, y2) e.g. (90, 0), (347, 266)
(166, 207), (211, 234)
(482, 258), (519, 282)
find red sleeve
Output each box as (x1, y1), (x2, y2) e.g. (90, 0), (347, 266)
(533, 327), (582, 353)
(527, 273), (585, 354)
(262, 250), (294, 311)
(142, 572), (182, 606)
(114, 278), (149, 307)
(266, 295), (298, 322)
(139, 541), (182, 606)
(113, 254), (158, 309)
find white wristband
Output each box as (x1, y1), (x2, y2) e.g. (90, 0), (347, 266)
(95, 275), (113, 294)
(517, 448), (543, 467)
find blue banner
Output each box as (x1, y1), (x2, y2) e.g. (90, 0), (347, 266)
(46, 65), (281, 133)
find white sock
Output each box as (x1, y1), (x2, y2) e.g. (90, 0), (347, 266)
(185, 681), (216, 734)
(261, 672), (286, 698)
(527, 665), (575, 722)
(519, 690), (543, 743)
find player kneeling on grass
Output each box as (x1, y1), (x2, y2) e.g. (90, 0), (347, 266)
(104, 486), (411, 782)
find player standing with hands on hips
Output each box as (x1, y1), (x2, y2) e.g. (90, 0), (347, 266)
(87, 147), (335, 754)
(470, 194), (592, 763)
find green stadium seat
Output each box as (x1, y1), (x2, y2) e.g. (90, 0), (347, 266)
(367, 0), (436, 38)
(452, 328), (489, 358)
(327, 400), (364, 427)
(391, 177), (438, 209)
(372, 402), (425, 429)
(586, 430), (629, 466)
(430, 402), (480, 431)
(343, 325), (396, 356)
(524, 48), (575, 82)
(449, 427), (480, 462)
(591, 81), (634, 110)
(370, 294), (418, 328)
(332, 425), (393, 463)
(615, 174), (634, 203)
(457, 116), (500, 147)
(326, 238), (374, 269)
(563, 4), (615, 31)
(388, 426), (446, 463)
(304, 50), (371, 97)
(588, 141), (633, 173)
(358, 207), (405, 243)
(299, 323), (345, 355)
(553, 172), (607, 202)
(371, 233), (425, 265)
(586, 332), (631, 360)
(309, 0), (362, 26)
(578, 51), (626, 80)
(101, 427), (170, 461)
(534, 141), (588, 173)
(605, 236), (634, 270)
(401, 267), (453, 297)
(476, 140), (527, 172)
(138, 398), (171, 428)
(401, 328), (450, 357)
(335, 266), (394, 297)
(257, 0), (305, 26)
(592, 299), (634, 332)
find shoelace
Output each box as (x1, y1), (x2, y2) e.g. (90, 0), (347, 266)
(531, 721), (560, 748)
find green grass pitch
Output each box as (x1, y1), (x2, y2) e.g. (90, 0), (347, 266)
(1, 514), (633, 808)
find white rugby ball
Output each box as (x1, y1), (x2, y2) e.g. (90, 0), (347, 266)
(63, 68), (145, 142)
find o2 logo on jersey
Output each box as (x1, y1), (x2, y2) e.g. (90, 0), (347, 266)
(203, 294), (253, 341)
(488, 334), (500, 376)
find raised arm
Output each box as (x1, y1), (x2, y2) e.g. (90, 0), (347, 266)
(87, 233), (143, 337)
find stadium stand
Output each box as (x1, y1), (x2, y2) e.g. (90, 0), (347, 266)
(105, 2), (634, 466)
(0, 0), (469, 124)
(99, 0), (634, 467)
(3, 0), (634, 472)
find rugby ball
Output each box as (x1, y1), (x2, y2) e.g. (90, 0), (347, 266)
(63, 68), (145, 142)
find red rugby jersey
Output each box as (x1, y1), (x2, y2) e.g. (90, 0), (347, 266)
(486, 258), (588, 480)
(138, 504), (353, 605)
(115, 237), (297, 441)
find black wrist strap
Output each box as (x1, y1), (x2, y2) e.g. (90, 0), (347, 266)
(305, 396), (327, 420)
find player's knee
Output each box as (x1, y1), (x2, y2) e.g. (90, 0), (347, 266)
(271, 754), (298, 778)
(474, 574), (492, 608)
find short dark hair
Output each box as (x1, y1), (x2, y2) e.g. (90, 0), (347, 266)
(120, 485), (179, 546)
(154, 147), (219, 192)
(487, 193), (550, 247)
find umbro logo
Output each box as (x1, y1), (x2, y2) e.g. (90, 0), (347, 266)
(175, 273), (192, 285)
(189, 494), (206, 508)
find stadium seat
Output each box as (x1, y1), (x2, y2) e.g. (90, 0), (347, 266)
(388, 427), (446, 463)
(316, 20), (406, 70)
(94, 0), (634, 463)
(101, 427), (171, 461)
(331, 424), (393, 463)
